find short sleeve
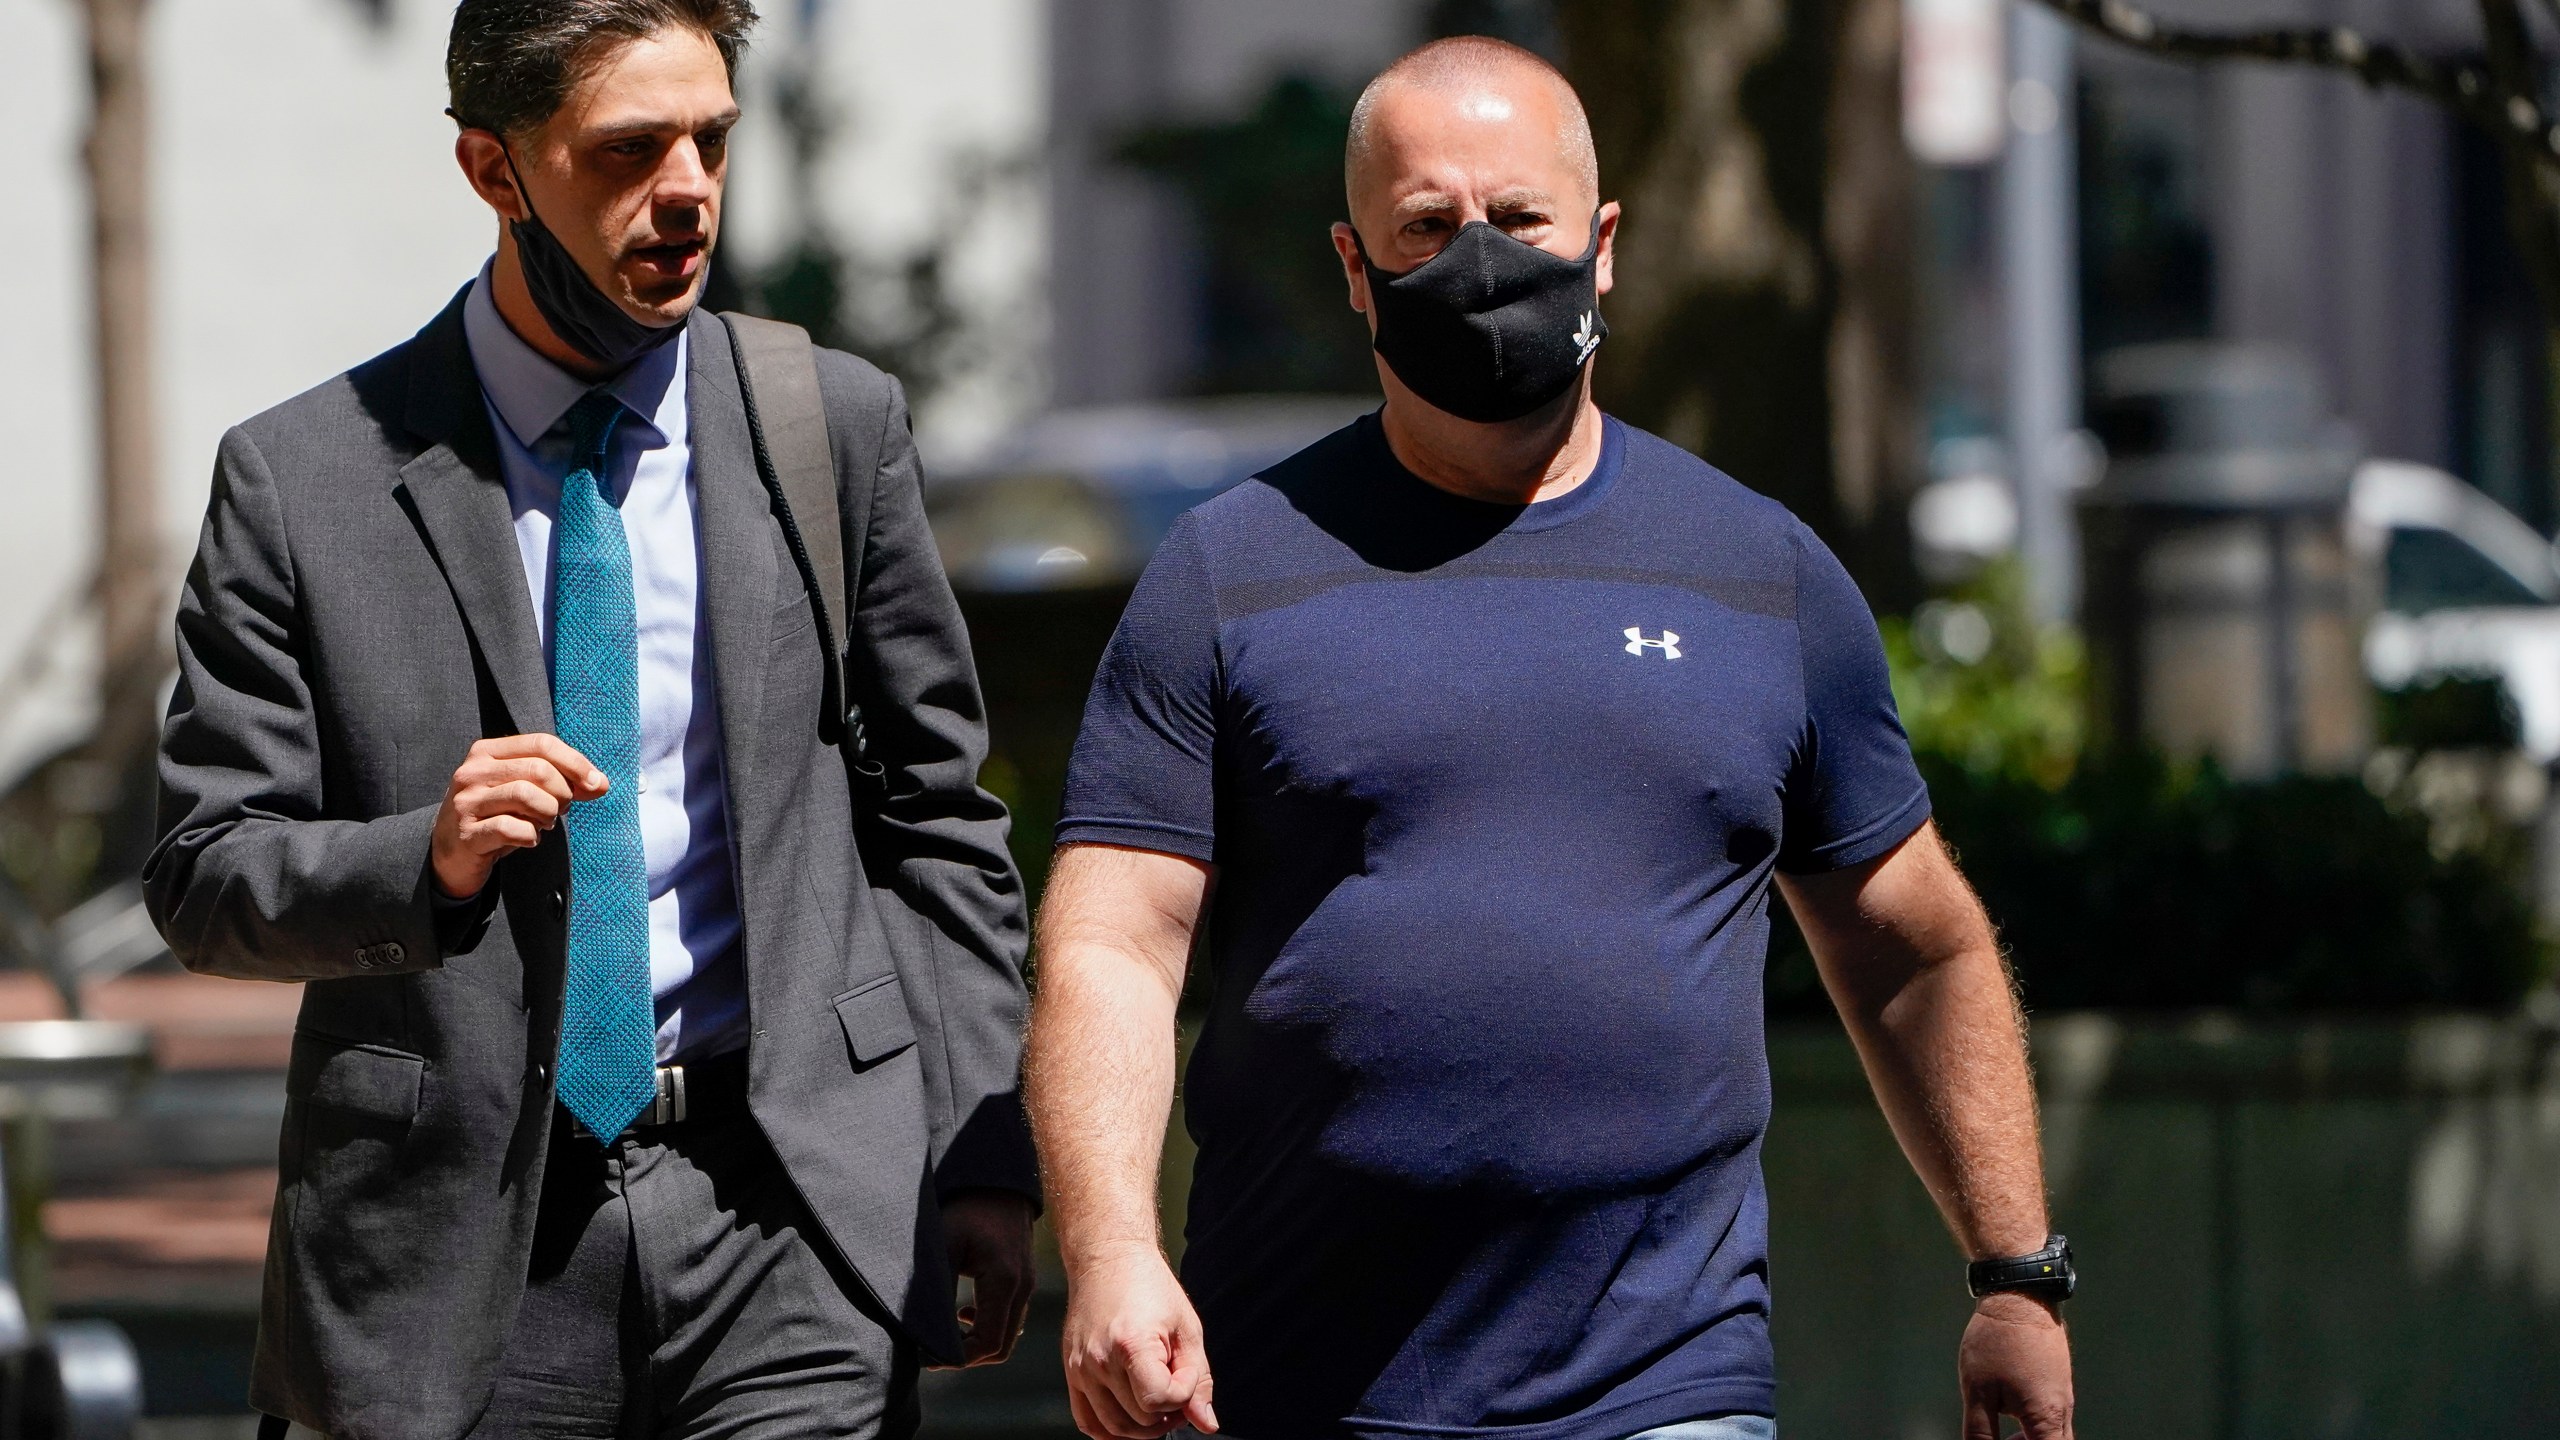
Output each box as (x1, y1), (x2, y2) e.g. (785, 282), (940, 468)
(1777, 524), (1932, 873)
(1056, 514), (1222, 861)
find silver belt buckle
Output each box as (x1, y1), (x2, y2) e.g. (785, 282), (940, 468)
(568, 1065), (687, 1139)
(644, 1064), (688, 1127)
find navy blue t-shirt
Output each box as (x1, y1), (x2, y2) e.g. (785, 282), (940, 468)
(1058, 414), (1930, 1440)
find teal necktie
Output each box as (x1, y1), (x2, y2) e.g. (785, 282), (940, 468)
(550, 391), (657, 1138)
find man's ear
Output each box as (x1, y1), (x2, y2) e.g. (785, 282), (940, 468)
(1593, 200), (1620, 299)
(1329, 222), (1371, 317)
(455, 128), (530, 224)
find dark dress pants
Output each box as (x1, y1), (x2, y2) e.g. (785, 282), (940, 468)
(462, 1056), (918, 1440)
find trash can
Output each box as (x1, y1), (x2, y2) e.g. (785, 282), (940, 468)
(2079, 343), (2375, 777)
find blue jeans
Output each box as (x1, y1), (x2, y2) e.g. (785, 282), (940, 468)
(1627, 1418), (1777, 1440)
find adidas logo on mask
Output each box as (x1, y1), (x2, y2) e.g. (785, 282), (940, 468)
(1572, 311), (1603, 364)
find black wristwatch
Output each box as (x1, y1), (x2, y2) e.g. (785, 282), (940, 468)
(1967, 1234), (2075, 1303)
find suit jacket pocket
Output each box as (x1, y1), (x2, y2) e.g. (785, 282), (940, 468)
(834, 976), (918, 1070)
(287, 1031), (425, 1123)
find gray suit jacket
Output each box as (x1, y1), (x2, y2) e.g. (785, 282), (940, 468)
(143, 292), (1036, 1440)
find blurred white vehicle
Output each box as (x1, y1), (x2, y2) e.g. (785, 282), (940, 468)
(2353, 459), (2560, 760)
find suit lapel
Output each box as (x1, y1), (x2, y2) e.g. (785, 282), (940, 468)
(688, 313), (781, 844)
(394, 290), (555, 737)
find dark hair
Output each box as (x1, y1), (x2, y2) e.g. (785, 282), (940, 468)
(447, 0), (759, 139)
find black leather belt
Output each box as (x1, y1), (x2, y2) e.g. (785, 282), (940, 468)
(566, 1048), (748, 1140)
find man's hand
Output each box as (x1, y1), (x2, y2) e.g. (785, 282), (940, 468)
(430, 735), (610, 899)
(942, 1190), (1037, 1368)
(1959, 1292), (2074, 1439)
(1060, 1249), (1215, 1440)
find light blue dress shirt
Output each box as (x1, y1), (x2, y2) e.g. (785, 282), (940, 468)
(462, 267), (747, 1063)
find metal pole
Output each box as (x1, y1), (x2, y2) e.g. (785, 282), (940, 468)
(2001, 1), (2082, 622)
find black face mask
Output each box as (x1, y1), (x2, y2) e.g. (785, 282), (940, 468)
(504, 149), (689, 372)
(1357, 215), (1608, 424)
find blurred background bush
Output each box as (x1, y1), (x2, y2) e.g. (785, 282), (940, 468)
(1766, 562), (2553, 1016)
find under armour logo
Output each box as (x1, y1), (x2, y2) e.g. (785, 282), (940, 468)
(1572, 311), (1603, 363)
(1624, 627), (1682, 659)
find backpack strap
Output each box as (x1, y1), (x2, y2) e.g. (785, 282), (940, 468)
(722, 312), (854, 751)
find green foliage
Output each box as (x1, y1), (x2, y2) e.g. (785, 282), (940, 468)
(1770, 748), (2549, 1014)
(716, 55), (1023, 409)
(1880, 561), (2084, 789)
(1768, 561), (2552, 1014)
(746, 229), (974, 398)
(751, 238), (855, 353)
(1929, 755), (2544, 1010)
(1117, 75), (1378, 395)
(2377, 676), (2520, 751)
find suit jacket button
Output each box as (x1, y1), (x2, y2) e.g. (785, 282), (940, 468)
(551, 889), (567, 917)
(533, 1063), (550, 1085)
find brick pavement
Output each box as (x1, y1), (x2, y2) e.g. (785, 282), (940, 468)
(49, 1168), (272, 1310)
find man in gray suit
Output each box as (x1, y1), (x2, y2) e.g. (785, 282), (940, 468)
(143, 3), (1036, 1436)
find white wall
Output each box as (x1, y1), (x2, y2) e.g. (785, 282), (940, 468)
(3, 0), (98, 776)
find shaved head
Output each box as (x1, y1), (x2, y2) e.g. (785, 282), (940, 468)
(1326, 31), (1621, 444)
(1345, 36), (1598, 211)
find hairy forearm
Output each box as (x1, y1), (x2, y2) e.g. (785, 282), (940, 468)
(1784, 826), (2049, 1259)
(1022, 845), (1205, 1274)
(1835, 938), (2048, 1258)
(1026, 946), (1181, 1268)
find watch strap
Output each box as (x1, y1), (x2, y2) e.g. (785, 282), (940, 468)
(1967, 1233), (2075, 1301)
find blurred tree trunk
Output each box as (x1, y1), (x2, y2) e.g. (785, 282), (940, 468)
(1822, 0), (1917, 553)
(5, 0), (165, 916)
(84, 0), (165, 749)
(1556, 0), (1917, 601)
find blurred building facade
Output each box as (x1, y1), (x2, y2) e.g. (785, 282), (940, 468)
(2064, 0), (2483, 493)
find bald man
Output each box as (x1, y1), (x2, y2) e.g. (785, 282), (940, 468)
(1026, 36), (2074, 1440)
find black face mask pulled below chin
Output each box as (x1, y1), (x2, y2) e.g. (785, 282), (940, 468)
(1359, 215), (1608, 424)
(505, 155), (689, 372)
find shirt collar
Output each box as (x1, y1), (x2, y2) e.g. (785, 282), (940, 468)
(462, 261), (685, 451)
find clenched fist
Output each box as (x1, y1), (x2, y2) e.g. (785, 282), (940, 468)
(1060, 1250), (1216, 1440)
(1960, 1292), (2074, 1439)
(430, 734), (610, 899)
